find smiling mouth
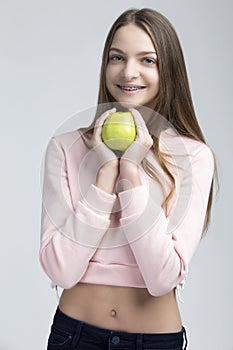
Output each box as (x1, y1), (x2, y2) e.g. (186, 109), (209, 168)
(117, 84), (146, 91)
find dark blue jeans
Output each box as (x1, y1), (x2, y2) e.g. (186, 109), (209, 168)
(47, 307), (188, 349)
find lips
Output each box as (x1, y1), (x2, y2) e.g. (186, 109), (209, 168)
(117, 84), (146, 91)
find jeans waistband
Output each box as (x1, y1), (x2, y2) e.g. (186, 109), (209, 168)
(53, 307), (187, 346)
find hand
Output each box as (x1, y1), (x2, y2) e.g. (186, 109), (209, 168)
(120, 108), (153, 169)
(91, 108), (119, 170)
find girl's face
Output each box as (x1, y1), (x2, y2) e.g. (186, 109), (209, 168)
(106, 24), (159, 109)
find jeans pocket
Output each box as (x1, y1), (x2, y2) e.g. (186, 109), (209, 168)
(48, 324), (73, 347)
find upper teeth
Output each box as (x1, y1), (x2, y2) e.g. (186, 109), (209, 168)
(121, 86), (141, 91)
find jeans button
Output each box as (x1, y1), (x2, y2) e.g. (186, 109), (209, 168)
(111, 335), (120, 344)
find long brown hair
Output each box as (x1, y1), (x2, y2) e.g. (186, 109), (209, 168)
(83, 8), (219, 236)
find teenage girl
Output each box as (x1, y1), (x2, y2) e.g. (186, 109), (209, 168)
(40, 8), (218, 350)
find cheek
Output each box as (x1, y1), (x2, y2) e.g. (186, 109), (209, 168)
(106, 63), (121, 79)
(106, 65), (119, 93)
(150, 71), (160, 91)
(105, 66), (113, 87)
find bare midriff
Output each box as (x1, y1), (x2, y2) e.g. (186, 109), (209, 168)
(58, 283), (182, 333)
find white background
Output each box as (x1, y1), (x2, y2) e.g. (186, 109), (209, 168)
(1, 0), (232, 349)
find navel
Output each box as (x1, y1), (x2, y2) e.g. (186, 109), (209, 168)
(110, 308), (117, 317)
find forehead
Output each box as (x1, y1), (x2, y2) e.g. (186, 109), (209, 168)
(110, 24), (155, 52)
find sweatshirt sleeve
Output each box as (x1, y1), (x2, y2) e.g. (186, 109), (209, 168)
(118, 144), (214, 297)
(39, 136), (116, 289)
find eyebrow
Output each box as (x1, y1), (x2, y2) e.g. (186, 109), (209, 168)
(109, 47), (157, 56)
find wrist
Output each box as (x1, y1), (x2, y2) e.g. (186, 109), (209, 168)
(95, 164), (119, 194)
(120, 159), (138, 175)
(119, 161), (142, 189)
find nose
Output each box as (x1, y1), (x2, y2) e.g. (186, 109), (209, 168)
(120, 60), (140, 80)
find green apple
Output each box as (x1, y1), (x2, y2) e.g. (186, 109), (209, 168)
(101, 111), (136, 151)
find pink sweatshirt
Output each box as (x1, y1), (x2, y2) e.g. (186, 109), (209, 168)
(39, 127), (214, 298)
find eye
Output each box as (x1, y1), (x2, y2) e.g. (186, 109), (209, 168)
(143, 57), (157, 65)
(109, 55), (124, 62)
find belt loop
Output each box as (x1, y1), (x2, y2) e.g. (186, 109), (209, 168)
(70, 321), (83, 348)
(182, 326), (188, 350)
(136, 333), (143, 350)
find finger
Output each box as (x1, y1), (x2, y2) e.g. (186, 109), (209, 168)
(129, 108), (148, 138)
(128, 109), (149, 144)
(128, 109), (153, 149)
(95, 108), (116, 128)
(129, 108), (147, 129)
(93, 108), (117, 144)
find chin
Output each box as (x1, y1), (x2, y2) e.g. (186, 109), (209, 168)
(113, 100), (141, 111)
